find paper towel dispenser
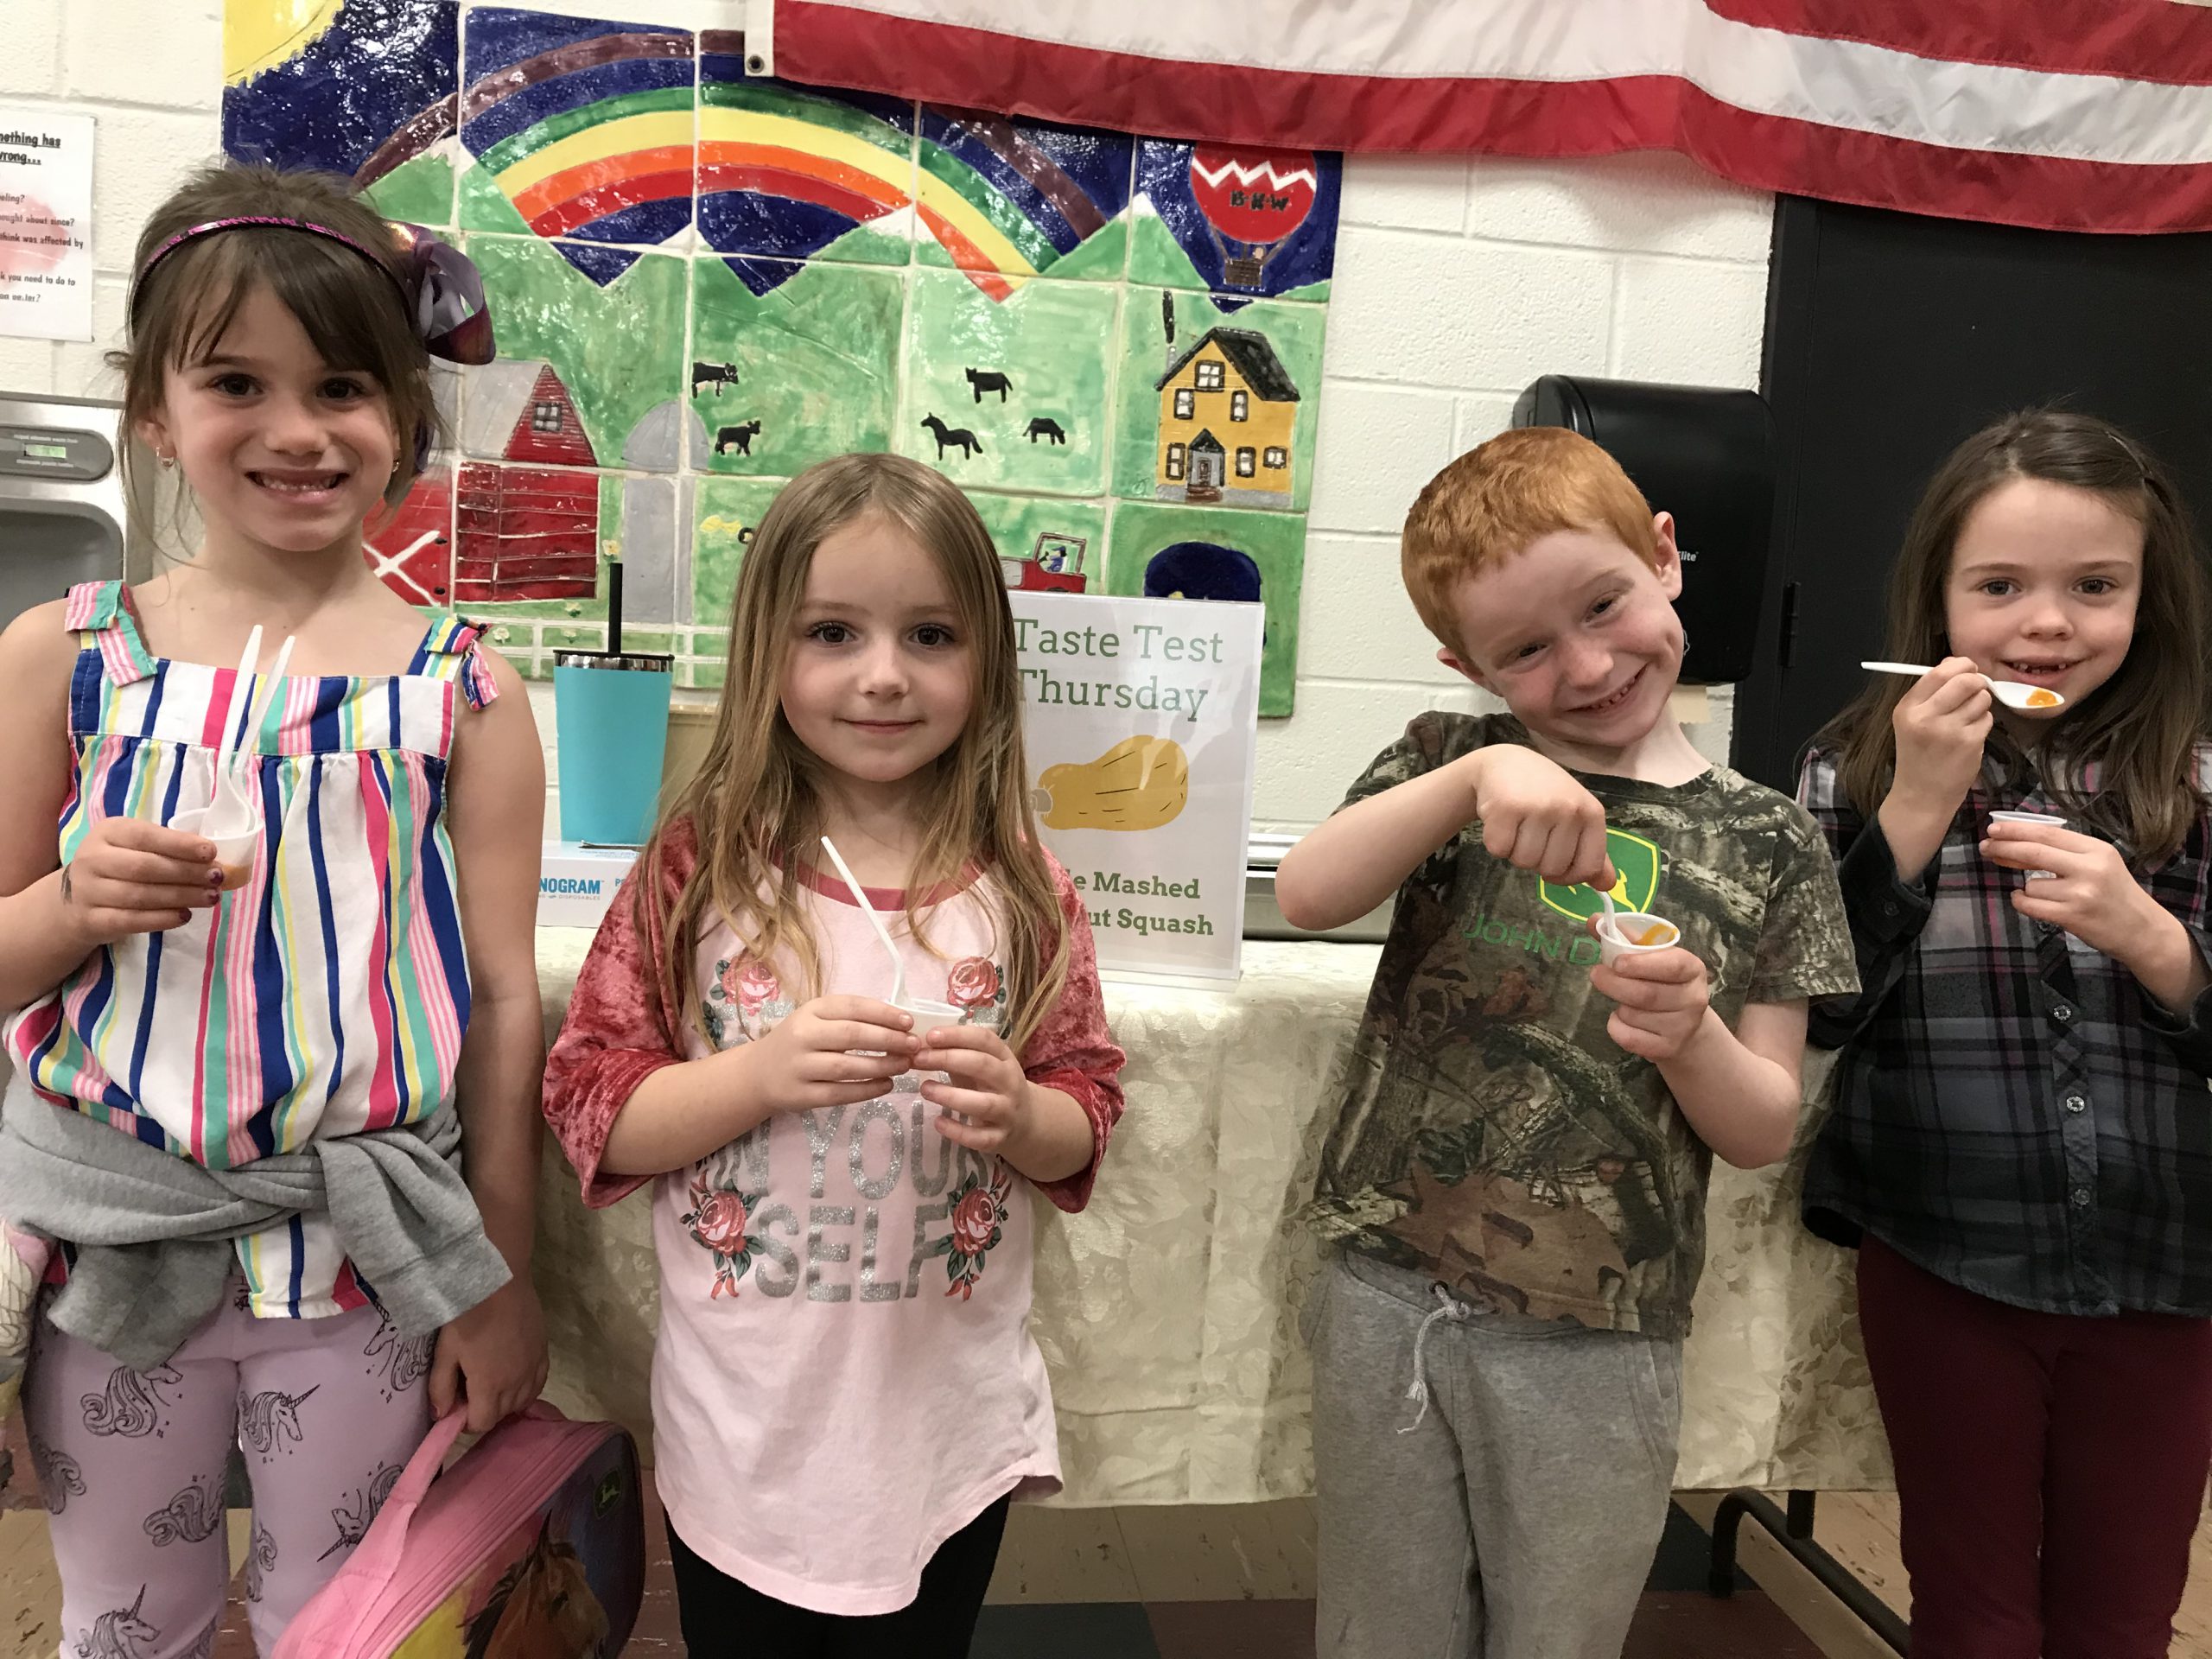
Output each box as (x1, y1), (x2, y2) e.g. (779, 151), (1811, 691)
(1511, 375), (1776, 684)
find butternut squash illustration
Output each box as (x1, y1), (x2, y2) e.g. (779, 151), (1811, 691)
(1033, 735), (1189, 832)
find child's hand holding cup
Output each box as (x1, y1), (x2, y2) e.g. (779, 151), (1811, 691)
(1988, 810), (2066, 879)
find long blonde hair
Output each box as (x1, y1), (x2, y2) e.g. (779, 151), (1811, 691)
(641, 453), (1069, 1049)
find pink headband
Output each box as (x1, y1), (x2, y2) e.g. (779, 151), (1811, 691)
(130, 213), (493, 368)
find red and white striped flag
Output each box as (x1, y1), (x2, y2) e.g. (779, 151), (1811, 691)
(767, 1), (2212, 233)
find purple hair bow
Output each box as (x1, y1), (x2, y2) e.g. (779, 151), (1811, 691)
(389, 222), (494, 367)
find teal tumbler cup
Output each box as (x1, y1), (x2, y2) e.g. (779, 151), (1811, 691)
(553, 648), (674, 844)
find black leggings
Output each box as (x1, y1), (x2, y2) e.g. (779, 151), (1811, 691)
(667, 1495), (1011, 1658)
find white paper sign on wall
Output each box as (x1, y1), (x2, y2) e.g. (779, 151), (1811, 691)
(1013, 590), (1262, 981)
(0, 108), (92, 343)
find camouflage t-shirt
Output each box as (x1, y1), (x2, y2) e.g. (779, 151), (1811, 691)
(1307, 712), (1858, 1338)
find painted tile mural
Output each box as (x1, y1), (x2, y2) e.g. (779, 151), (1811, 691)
(222, 3), (1338, 714)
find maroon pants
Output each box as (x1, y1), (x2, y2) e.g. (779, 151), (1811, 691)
(1856, 1235), (2212, 1659)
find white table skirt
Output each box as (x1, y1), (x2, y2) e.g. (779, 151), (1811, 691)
(530, 931), (1891, 1503)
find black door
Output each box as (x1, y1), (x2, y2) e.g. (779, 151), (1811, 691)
(1732, 197), (2212, 791)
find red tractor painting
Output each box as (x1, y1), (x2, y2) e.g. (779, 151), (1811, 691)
(1001, 531), (1090, 594)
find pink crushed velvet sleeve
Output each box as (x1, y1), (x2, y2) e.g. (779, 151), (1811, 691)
(1024, 854), (1127, 1214)
(541, 821), (700, 1208)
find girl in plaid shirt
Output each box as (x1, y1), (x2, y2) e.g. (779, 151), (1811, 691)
(1800, 410), (2212, 1659)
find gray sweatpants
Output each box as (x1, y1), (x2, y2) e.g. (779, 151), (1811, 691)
(1308, 1251), (1682, 1659)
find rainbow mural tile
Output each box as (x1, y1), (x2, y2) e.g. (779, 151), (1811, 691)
(696, 30), (917, 289)
(913, 106), (1135, 289)
(460, 8), (697, 276)
(223, 0), (461, 228)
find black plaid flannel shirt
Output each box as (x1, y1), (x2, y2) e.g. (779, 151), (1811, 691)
(1796, 747), (2212, 1317)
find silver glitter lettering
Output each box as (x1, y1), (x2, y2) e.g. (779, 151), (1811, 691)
(804, 1107), (848, 1199)
(907, 1198), (950, 1298)
(806, 1205), (855, 1302)
(908, 1103), (954, 1198)
(858, 1206), (900, 1302)
(753, 1204), (800, 1297)
(849, 1101), (906, 1200)
(698, 1121), (771, 1194)
(733, 1121), (772, 1186)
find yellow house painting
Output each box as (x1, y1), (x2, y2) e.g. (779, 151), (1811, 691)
(1154, 326), (1299, 507)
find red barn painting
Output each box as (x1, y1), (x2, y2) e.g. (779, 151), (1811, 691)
(501, 363), (597, 467)
(437, 359), (602, 603)
(453, 462), (600, 603)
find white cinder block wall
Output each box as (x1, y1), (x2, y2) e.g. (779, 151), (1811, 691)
(3, 2), (1776, 834)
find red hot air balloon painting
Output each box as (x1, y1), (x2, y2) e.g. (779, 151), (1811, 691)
(1187, 147), (1319, 289)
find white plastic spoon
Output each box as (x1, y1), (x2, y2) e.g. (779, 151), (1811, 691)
(204, 626), (266, 841)
(1860, 661), (2066, 711)
(232, 633), (295, 785)
(818, 835), (906, 1008)
(215, 625), (264, 766)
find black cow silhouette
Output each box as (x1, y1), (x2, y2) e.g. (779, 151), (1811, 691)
(715, 420), (762, 456)
(921, 415), (982, 460)
(691, 360), (741, 397)
(965, 368), (1011, 404)
(1026, 417), (1067, 445)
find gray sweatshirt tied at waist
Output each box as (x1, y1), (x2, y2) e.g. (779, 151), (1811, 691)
(0, 1081), (510, 1371)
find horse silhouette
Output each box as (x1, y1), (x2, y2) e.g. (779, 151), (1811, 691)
(690, 360), (740, 397)
(1026, 416), (1066, 445)
(965, 368), (1011, 402)
(921, 415), (983, 460)
(715, 420), (762, 456)
(464, 1518), (609, 1659)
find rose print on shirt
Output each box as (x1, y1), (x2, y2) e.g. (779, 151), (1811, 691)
(682, 1175), (768, 1298)
(944, 1163), (1015, 1300)
(704, 957), (790, 1048)
(946, 957), (1004, 1020)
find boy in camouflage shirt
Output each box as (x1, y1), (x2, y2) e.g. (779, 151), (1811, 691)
(1277, 429), (1855, 1659)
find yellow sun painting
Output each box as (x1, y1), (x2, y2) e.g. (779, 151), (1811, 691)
(225, 0), (347, 86)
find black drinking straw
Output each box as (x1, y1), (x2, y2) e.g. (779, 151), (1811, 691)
(606, 553), (624, 658)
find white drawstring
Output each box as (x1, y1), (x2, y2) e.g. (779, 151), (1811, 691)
(1400, 1283), (1470, 1433)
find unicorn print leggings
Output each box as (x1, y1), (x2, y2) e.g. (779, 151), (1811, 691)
(24, 1289), (435, 1657)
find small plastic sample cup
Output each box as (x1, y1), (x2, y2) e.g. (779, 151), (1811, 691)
(848, 998), (960, 1060)
(1597, 910), (1681, 967)
(895, 997), (966, 1120)
(895, 996), (963, 1035)
(170, 805), (257, 892)
(1989, 810), (2066, 880)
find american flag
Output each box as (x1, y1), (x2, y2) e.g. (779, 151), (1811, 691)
(766, 0), (2212, 233)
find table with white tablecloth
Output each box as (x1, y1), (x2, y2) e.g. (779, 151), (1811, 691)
(529, 932), (1892, 1503)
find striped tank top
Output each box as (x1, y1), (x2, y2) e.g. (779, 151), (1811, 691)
(3, 582), (499, 1319)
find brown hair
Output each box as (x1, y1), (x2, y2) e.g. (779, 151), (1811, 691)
(639, 453), (1071, 1050)
(1402, 427), (1659, 659)
(116, 164), (436, 520)
(1820, 409), (2212, 864)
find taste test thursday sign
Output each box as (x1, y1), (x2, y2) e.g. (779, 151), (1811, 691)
(1012, 591), (1262, 980)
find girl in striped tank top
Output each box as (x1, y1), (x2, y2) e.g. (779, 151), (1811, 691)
(0, 166), (548, 1655)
